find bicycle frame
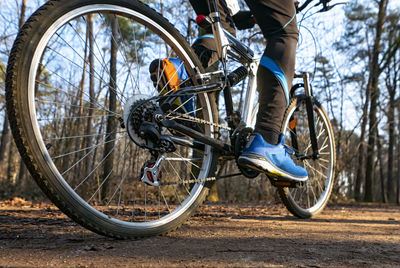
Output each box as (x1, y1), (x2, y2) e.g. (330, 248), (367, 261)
(205, 0), (258, 127)
(166, 0), (320, 158)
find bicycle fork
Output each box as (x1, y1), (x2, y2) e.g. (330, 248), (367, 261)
(296, 73), (320, 160)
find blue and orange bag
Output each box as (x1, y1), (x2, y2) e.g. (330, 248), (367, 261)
(149, 58), (195, 116)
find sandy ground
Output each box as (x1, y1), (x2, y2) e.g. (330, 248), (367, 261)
(0, 199), (400, 267)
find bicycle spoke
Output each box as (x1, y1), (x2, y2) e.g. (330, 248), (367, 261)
(37, 98), (116, 115)
(74, 133), (124, 190)
(317, 161), (329, 170)
(35, 80), (119, 117)
(45, 45), (116, 96)
(66, 18), (127, 103)
(45, 131), (126, 141)
(305, 160), (327, 179)
(38, 114), (110, 121)
(169, 150), (201, 192)
(166, 159), (191, 196)
(89, 140), (130, 204)
(54, 135), (121, 160)
(167, 94), (197, 117)
(152, 49), (175, 97)
(160, 190), (172, 213)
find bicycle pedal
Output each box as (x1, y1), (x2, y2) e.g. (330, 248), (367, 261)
(269, 178), (303, 188)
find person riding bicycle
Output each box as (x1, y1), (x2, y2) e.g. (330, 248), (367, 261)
(192, 0), (308, 182)
(153, 0), (308, 182)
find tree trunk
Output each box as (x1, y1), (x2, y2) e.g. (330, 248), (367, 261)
(376, 131), (387, 203)
(385, 36), (399, 203)
(7, 141), (16, 185)
(69, 20), (89, 187)
(84, 14), (95, 177)
(387, 87), (395, 203)
(14, 0), (28, 190)
(16, 161), (27, 191)
(0, 114), (10, 166)
(0, 0), (26, 171)
(397, 103), (400, 204)
(354, 97), (369, 201)
(364, 0), (388, 202)
(18, 0), (26, 29)
(101, 15), (118, 201)
(186, 1), (193, 41)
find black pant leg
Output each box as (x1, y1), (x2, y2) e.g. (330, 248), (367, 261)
(245, 0), (298, 144)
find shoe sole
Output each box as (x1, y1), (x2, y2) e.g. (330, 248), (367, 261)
(238, 154), (308, 182)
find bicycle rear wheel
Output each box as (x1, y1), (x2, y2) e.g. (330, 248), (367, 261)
(278, 96), (335, 218)
(6, 0), (218, 238)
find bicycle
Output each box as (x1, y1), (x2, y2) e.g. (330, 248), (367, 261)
(5, 0), (336, 238)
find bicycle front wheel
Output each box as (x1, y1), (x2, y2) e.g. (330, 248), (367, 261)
(278, 96), (336, 218)
(6, 0), (218, 238)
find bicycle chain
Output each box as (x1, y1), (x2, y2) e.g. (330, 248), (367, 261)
(166, 111), (231, 130)
(150, 113), (227, 186)
(145, 107), (229, 186)
(159, 176), (217, 186)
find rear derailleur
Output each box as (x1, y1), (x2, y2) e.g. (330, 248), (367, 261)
(124, 97), (176, 186)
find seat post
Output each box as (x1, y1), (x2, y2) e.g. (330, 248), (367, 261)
(206, 0), (229, 61)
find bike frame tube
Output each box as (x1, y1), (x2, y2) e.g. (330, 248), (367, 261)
(241, 60), (259, 128)
(207, 0), (229, 60)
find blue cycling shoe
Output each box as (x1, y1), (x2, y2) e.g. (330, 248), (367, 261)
(238, 133), (308, 182)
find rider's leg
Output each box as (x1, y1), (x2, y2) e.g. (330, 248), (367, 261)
(246, 0), (298, 145)
(189, 0), (236, 69)
(239, 0), (307, 181)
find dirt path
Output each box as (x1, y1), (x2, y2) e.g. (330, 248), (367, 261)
(0, 200), (399, 267)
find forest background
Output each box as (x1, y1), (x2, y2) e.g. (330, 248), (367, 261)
(0, 0), (399, 204)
